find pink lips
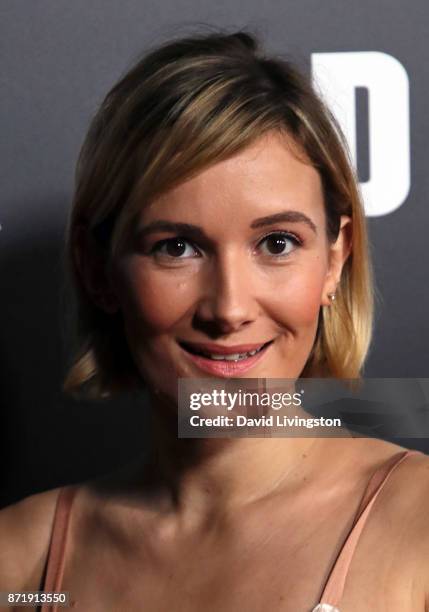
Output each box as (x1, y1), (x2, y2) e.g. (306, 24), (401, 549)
(179, 340), (273, 377)
(180, 341), (269, 355)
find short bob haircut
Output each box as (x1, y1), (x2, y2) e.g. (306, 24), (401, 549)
(63, 29), (374, 399)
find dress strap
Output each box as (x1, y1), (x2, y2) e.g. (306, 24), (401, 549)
(315, 449), (421, 610)
(40, 485), (78, 612)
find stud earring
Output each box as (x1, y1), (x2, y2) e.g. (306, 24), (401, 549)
(327, 292), (336, 302)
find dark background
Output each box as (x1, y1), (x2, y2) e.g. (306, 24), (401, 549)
(1, 1), (428, 508)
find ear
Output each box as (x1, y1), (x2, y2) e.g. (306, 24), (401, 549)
(321, 215), (352, 307)
(72, 224), (120, 314)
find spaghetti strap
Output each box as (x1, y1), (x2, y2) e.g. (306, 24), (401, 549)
(35, 451), (422, 612)
(313, 449), (421, 611)
(40, 485), (78, 612)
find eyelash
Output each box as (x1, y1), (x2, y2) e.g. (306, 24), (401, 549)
(148, 231), (303, 260)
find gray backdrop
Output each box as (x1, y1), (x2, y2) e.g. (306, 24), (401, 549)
(1, 0), (428, 507)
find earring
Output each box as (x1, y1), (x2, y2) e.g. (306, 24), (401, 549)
(327, 292), (336, 302)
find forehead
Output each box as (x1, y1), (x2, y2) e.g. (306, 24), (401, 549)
(140, 131), (325, 227)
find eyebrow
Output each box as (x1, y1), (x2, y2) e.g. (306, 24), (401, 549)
(137, 210), (317, 240)
(250, 211), (317, 234)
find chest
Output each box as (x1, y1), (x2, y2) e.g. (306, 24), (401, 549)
(58, 500), (420, 612)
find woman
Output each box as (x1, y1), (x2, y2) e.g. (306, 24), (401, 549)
(1, 30), (428, 612)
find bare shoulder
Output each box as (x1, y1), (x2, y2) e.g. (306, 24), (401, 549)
(364, 439), (429, 508)
(388, 446), (429, 539)
(0, 487), (61, 592)
(393, 448), (429, 604)
(350, 438), (429, 537)
(371, 443), (429, 593)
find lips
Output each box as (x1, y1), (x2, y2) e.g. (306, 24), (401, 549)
(178, 339), (274, 377)
(179, 340), (272, 357)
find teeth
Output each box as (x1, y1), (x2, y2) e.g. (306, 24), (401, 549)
(214, 353), (242, 361)
(201, 347), (263, 361)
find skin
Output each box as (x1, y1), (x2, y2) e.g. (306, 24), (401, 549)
(1, 131), (429, 612)
(108, 131), (348, 398)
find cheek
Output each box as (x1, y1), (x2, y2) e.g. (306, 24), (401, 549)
(114, 253), (328, 333)
(112, 258), (196, 334)
(266, 259), (327, 328)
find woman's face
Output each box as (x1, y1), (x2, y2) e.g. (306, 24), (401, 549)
(108, 131), (350, 399)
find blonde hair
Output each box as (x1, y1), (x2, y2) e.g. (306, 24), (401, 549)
(63, 29), (374, 398)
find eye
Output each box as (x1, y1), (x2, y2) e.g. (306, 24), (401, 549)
(257, 231), (301, 257)
(150, 237), (200, 259)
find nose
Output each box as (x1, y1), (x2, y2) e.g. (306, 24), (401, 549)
(194, 250), (258, 333)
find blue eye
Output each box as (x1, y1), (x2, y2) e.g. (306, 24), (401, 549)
(151, 237), (199, 258)
(258, 232), (301, 257)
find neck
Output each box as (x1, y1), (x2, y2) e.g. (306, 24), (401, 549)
(144, 388), (344, 522)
